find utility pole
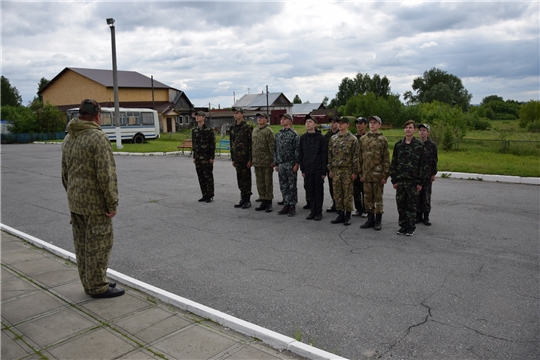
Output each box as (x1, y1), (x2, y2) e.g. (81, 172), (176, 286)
(107, 18), (122, 149)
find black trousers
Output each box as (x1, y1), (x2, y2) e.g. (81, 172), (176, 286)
(304, 173), (324, 214)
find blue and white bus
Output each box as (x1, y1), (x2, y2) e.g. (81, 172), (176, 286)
(66, 107), (160, 144)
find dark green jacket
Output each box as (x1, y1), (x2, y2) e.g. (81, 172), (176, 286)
(390, 137), (428, 186)
(230, 120), (253, 163)
(192, 124), (215, 161)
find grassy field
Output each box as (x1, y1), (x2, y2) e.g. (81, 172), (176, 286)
(103, 120), (538, 178)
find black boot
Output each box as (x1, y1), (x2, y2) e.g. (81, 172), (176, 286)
(242, 195), (251, 209)
(234, 195), (245, 208)
(198, 196), (207, 202)
(374, 213), (382, 231)
(277, 205), (290, 215)
(331, 211), (345, 224)
(326, 203), (337, 213)
(255, 200), (267, 211)
(360, 213), (375, 228)
(344, 211), (352, 226)
(423, 212), (431, 226)
(265, 201), (273, 213)
(415, 212), (423, 224)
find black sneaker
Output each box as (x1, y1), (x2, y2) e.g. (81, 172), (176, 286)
(405, 229), (415, 236)
(397, 228), (406, 235)
(314, 213), (322, 221)
(306, 212), (315, 220)
(206, 197), (213, 203)
(198, 196), (206, 202)
(303, 203), (311, 210)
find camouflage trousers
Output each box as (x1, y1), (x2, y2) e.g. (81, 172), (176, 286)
(70, 212), (113, 295)
(327, 172), (334, 202)
(277, 162), (297, 206)
(395, 181), (420, 230)
(234, 161), (252, 196)
(353, 177), (365, 213)
(364, 181), (385, 214)
(332, 169), (354, 212)
(417, 179), (433, 213)
(195, 160), (214, 198)
(254, 166), (274, 200)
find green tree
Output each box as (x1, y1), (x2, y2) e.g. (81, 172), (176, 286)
(29, 77), (51, 110)
(0, 105), (38, 133)
(1, 76), (23, 107)
(322, 96), (329, 107)
(417, 101), (467, 150)
(36, 104), (65, 133)
(342, 92), (404, 128)
(403, 68), (472, 112)
(293, 95), (302, 104)
(332, 72), (393, 108)
(480, 95), (503, 105)
(519, 100), (540, 128)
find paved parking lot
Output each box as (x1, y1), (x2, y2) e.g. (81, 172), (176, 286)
(2, 143), (539, 359)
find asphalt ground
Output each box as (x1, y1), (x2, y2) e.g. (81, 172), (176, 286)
(1, 143), (539, 359)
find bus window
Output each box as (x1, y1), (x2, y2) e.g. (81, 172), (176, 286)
(119, 112), (127, 126)
(127, 111), (141, 126)
(142, 112), (154, 125)
(101, 112), (113, 126)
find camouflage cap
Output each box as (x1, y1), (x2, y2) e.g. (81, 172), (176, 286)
(232, 107), (245, 113)
(305, 113), (317, 123)
(280, 113), (293, 121)
(79, 99), (101, 115)
(418, 123), (430, 132)
(255, 112), (269, 119)
(195, 110), (206, 117)
(355, 117), (367, 124)
(368, 115), (382, 125)
(339, 116), (350, 124)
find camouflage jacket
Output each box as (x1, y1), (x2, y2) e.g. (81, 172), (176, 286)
(328, 132), (359, 173)
(192, 124), (215, 161)
(390, 137), (429, 186)
(299, 131), (328, 175)
(62, 119), (118, 215)
(230, 120), (253, 163)
(274, 127), (299, 165)
(251, 124), (274, 167)
(423, 137), (438, 178)
(358, 132), (390, 182)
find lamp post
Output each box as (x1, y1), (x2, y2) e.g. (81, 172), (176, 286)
(106, 18), (122, 149)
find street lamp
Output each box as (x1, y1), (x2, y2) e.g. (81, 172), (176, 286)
(107, 18), (122, 149)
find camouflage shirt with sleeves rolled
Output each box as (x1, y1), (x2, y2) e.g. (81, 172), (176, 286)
(328, 132), (359, 173)
(192, 123), (216, 161)
(358, 132), (391, 182)
(230, 120), (253, 163)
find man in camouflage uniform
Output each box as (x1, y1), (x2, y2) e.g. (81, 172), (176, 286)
(252, 113), (275, 212)
(62, 99), (124, 298)
(299, 114), (327, 221)
(390, 120), (429, 236)
(416, 123), (438, 226)
(324, 116), (340, 213)
(274, 113), (299, 217)
(192, 111), (215, 202)
(328, 117), (358, 226)
(230, 107), (253, 209)
(353, 117), (368, 218)
(358, 115), (390, 231)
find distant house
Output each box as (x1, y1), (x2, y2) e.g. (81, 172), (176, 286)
(39, 67), (194, 133)
(233, 92), (293, 125)
(291, 103), (328, 123)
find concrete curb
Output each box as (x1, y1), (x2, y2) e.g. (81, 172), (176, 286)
(0, 223), (348, 360)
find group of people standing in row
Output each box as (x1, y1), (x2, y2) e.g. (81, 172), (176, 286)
(191, 107), (438, 236)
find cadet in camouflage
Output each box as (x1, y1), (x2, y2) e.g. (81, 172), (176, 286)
(324, 117), (340, 212)
(252, 113), (275, 212)
(274, 113), (299, 217)
(390, 120), (429, 236)
(416, 123), (438, 226)
(62, 99), (124, 299)
(192, 111), (215, 202)
(328, 117), (358, 225)
(353, 117), (368, 217)
(358, 115), (390, 231)
(230, 107), (253, 208)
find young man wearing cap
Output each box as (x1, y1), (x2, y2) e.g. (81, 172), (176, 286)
(274, 113), (299, 217)
(324, 116), (340, 213)
(252, 113), (275, 212)
(192, 111), (215, 202)
(390, 120), (429, 236)
(353, 117), (368, 218)
(230, 107), (253, 209)
(358, 115), (390, 231)
(62, 99), (123, 298)
(299, 114), (327, 221)
(328, 117), (358, 226)
(416, 123), (438, 226)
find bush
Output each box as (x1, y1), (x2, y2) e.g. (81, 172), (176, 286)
(527, 120), (540, 133)
(0, 105), (38, 133)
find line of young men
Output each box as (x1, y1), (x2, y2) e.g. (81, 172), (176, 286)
(191, 107), (438, 235)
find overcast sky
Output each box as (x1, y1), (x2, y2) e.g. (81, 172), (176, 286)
(2, 1), (539, 108)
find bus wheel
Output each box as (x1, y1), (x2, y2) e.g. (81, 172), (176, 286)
(133, 134), (145, 144)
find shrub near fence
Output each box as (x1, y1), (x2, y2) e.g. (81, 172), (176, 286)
(1, 132), (66, 144)
(455, 138), (540, 156)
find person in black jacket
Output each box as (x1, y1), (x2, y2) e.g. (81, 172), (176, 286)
(192, 111), (215, 202)
(298, 114), (328, 221)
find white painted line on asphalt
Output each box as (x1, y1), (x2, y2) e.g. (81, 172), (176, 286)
(0, 223), (348, 360)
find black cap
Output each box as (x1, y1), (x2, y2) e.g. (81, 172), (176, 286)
(355, 117), (367, 124)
